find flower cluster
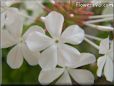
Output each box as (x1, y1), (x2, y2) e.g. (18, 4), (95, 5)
(1, 0), (113, 85)
(43, 0), (93, 26)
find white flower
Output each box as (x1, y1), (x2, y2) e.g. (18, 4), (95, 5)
(21, 0), (44, 25)
(38, 53), (96, 85)
(1, 0), (44, 25)
(1, 8), (44, 69)
(26, 11), (85, 69)
(1, 7), (23, 48)
(97, 37), (113, 82)
(0, 0), (21, 7)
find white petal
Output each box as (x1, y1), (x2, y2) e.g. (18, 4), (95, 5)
(56, 70), (72, 85)
(1, 12), (5, 29)
(61, 25), (85, 45)
(26, 31), (54, 52)
(69, 69), (94, 85)
(4, 8), (23, 39)
(99, 37), (109, 54)
(7, 44), (23, 69)
(97, 56), (106, 77)
(72, 53), (96, 68)
(39, 44), (57, 69)
(111, 40), (113, 51)
(104, 58), (113, 82)
(5, 8), (18, 25)
(1, 29), (17, 48)
(21, 43), (39, 65)
(1, 8), (23, 48)
(23, 25), (45, 40)
(57, 44), (80, 67)
(44, 11), (64, 38)
(39, 68), (64, 85)
(109, 40), (113, 60)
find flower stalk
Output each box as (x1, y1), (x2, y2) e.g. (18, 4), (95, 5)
(89, 14), (113, 19)
(85, 34), (103, 41)
(84, 37), (99, 50)
(84, 17), (113, 24)
(84, 23), (113, 31)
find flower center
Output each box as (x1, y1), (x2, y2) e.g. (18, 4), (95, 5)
(19, 38), (24, 43)
(3, 25), (6, 29)
(55, 39), (59, 43)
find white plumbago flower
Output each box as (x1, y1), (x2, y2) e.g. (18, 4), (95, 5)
(1, 7), (23, 48)
(6, 25), (44, 69)
(0, 0), (21, 7)
(24, 0), (43, 16)
(1, 0), (9, 12)
(1, 7), (43, 69)
(26, 11), (85, 69)
(97, 37), (113, 82)
(20, 0), (44, 25)
(38, 53), (96, 85)
(1, 0), (44, 25)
